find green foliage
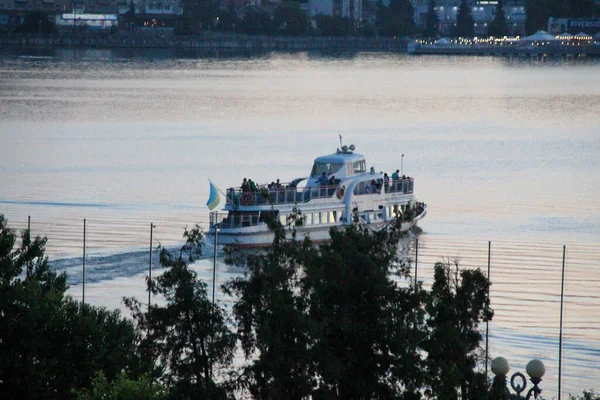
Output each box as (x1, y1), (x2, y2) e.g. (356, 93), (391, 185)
(377, 0), (416, 37)
(569, 390), (600, 400)
(0, 215), (147, 399)
(125, 225), (235, 400)
(454, 0), (474, 37)
(272, 1), (310, 36)
(424, 259), (493, 400)
(74, 370), (165, 400)
(225, 214), (429, 398)
(488, 0), (508, 37)
(177, 0), (218, 34)
(15, 11), (57, 33)
(224, 212), (315, 399)
(423, 0), (439, 38)
(314, 14), (354, 36)
(301, 220), (427, 398)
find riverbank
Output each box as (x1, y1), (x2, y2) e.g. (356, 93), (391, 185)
(408, 42), (600, 57)
(0, 32), (408, 53)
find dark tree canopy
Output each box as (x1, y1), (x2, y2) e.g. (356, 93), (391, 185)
(454, 0), (475, 37)
(0, 215), (147, 399)
(125, 225), (236, 400)
(488, 0), (508, 37)
(377, 0), (416, 37)
(16, 11), (57, 34)
(423, 0), (440, 38)
(272, 1), (310, 36)
(424, 259), (493, 400)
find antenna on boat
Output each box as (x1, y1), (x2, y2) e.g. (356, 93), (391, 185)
(339, 132), (343, 148)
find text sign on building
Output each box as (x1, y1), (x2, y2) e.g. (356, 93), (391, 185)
(568, 19), (600, 31)
(61, 13), (118, 21)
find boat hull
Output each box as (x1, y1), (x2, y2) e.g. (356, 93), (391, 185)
(207, 209), (426, 248)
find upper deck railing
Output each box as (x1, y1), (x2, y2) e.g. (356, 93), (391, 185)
(225, 178), (414, 208)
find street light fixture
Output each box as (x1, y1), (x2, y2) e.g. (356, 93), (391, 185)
(491, 357), (545, 400)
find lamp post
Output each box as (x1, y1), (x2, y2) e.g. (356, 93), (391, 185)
(490, 357), (545, 400)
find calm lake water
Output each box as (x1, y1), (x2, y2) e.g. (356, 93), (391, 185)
(1, 48), (599, 397)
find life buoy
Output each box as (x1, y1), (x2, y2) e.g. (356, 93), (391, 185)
(240, 192), (254, 206)
(336, 185), (345, 199)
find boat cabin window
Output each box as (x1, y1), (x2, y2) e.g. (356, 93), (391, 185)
(352, 160), (366, 174)
(311, 162), (343, 178)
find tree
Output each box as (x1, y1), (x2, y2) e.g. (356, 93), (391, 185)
(0, 215), (147, 399)
(15, 11), (57, 34)
(568, 0), (595, 18)
(301, 220), (427, 398)
(125, 0), (137, 31)
(314, 14), (353, 36)
(74, 370), (165, 400)
(225, 214), (428, 399)
(423, 0), (439, 38)
(377, 0), (416, 37)
(488, 0), (508, 37)
(125, 225), (236, 400)
(223, 213), (315, 399)
(272, 1), (310, 36)
(424, 259), (493, 400)
(177, 0), (218, 34)
(454, 0), (474, 37)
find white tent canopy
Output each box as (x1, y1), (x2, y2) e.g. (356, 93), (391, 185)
(523, 30), (558, 41)
(435, 38), (451, 45)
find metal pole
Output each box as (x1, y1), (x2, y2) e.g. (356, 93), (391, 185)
(414, 237), (418, 285)
(558, 245), (566, 400)
(148, 223), (154, 313)
(485, 240), (491, 378)
(27, 215), (30, 231)
(82, 218), (86, 305)
(212, 228), (218, 306)
(401, 154), (405, 176)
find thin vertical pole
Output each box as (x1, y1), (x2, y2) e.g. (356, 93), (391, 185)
(558, 245), (566, 400)
(82, 218), (86, 305)
(485, 240), (491, 378)
(414, 238), (418, 285)
(212, 228), (218, 306)
(26, 216), (31, 279)
(148, 223), (154, 314)
(401, 154), (405, 176)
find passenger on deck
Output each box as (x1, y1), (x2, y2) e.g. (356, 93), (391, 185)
(242, 178), (250, 192)
(383, 173), (390, 192)
(249, 179), (257, 192)
(318, 172), (329, 196)
(275, 179), (282, 190)
(391, 169), (400, 181)
(318, 172), (329, 186)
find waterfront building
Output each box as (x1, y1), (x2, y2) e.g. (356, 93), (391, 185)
(411, 0), (526, 36)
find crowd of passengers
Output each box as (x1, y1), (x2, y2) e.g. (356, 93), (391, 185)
(234, 169), (412, 199)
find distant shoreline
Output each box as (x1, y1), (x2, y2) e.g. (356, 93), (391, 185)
(0, 32), (409, 53)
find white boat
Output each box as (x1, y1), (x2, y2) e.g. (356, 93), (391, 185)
(207, 145), (426, 248)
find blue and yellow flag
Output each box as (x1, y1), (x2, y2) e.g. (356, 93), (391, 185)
(206, 181), (220, 211)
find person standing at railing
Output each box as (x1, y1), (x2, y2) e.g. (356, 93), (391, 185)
(249, 178), (257, 192)
(242, 178), (250, 193)
(384, 173), (390, 193)
(318, 172), (329, 197)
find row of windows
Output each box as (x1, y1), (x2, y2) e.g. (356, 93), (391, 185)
(281, 205), (407, 227)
